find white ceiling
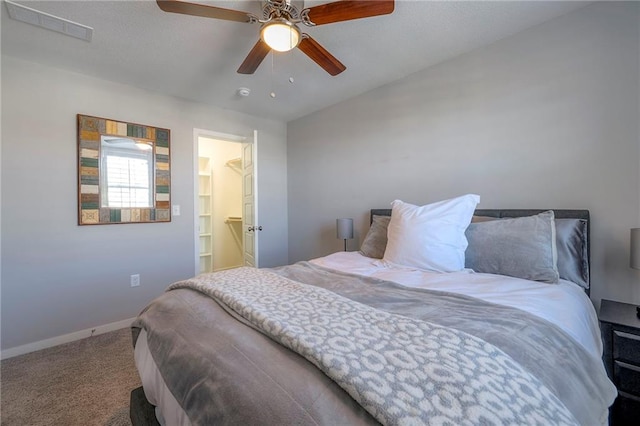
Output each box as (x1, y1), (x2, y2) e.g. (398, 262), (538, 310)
(1, 0), (592, 122)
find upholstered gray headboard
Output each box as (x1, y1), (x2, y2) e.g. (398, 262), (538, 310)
(370, 208), (590, 295)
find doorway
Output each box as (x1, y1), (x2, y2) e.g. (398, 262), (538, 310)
(194, 130), (257, 275)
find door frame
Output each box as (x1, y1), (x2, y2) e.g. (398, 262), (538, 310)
(192, 128), (256, 275)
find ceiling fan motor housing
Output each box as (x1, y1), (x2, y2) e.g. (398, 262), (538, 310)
(262, 0), (302, 22)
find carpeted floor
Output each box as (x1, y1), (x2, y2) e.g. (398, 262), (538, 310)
(1, 327), (141, 425)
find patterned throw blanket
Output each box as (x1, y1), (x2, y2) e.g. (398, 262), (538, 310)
(168, 266), (582, 426)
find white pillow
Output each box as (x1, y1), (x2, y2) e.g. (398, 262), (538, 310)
(383, 194), (480, 272)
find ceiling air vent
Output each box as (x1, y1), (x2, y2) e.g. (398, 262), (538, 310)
(5, 0), (93, 42)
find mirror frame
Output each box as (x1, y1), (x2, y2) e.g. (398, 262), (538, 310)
(77, 114), (171, 225)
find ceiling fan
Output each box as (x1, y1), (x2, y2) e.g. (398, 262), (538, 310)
(156, 0), (395, 76)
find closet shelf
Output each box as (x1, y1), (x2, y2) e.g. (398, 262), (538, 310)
(225, 216), (242, 224)
(225, 158), (242, 171)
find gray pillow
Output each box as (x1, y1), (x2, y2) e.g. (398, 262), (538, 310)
(359, 215), (391, 259)
(465, 211), (560, 283)
(555, 218), (589, 289)
(471, 215), (589, 289)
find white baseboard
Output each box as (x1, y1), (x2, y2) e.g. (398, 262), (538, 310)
(1, 317), (136, 360)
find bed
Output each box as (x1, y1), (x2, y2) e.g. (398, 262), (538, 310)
(130, 198), (617, 426)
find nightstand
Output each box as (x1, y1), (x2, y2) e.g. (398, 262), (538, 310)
(599, 299), (640, 425)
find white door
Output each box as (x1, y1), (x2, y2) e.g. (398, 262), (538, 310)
(242, 130), (258, 267)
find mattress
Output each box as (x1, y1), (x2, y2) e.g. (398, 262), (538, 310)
(134, 328), (188, 426)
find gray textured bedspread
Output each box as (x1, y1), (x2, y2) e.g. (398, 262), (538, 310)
(132, 262), (615, 426)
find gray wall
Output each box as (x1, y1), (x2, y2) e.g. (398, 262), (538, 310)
(1, 56), (288, 350)
(287, 1), (640, 307)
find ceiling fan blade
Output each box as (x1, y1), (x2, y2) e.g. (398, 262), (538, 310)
(237, 40), (271, 74)
(305, 0), (394, 26)
(156, 0), (254, 23)
(298, 36), (346, 76)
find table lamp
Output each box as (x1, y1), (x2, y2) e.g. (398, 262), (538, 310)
(336, 218), (353, 251)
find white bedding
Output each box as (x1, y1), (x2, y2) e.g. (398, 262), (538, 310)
(311, 251), (603, 360)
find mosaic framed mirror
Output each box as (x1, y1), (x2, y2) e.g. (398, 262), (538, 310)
(77, 114), (171, 225)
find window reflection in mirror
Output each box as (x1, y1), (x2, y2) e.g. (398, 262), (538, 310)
(100, 136), (155, 208)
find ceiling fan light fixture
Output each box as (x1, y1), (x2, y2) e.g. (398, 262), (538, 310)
(261, 19), (300, 52)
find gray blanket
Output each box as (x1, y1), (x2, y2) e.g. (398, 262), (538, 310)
(132, 262), (615, 425)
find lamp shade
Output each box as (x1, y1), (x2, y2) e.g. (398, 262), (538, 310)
(631, 228), (640, 269)
(260, 19), (300, 52)
(336, 218), (354, 240)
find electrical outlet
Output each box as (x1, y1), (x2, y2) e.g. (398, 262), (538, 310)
(130, 274), (140, 287)
(172, 205), (181, 216)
